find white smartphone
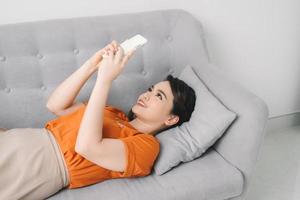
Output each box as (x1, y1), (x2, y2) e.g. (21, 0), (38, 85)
(120, 34), (148, 55)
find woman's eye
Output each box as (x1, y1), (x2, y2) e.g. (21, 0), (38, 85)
(156, 93), (162, 100)
(147, 87), (162, 100)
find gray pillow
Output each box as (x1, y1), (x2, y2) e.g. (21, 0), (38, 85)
(154, 65), (237, 175)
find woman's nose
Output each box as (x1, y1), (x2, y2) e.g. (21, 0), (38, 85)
(143, 94), (150, 101)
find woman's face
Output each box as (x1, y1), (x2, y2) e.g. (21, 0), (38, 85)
(131, 81), (177, 125)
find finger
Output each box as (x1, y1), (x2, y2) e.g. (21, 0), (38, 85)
(95, 48), (106, 56)
(111, 40), (118, 50)
(102, 54), (109, 58)
(109, 41), (118, 54)
(108, 49), (114, 59)
(102, 49), (110, 58)
(115, 46), (124, 63)
(107, 44), (115, 53)
(121, 49), (135, 67)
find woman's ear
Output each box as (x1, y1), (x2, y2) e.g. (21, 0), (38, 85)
(165, 115), (179, 126)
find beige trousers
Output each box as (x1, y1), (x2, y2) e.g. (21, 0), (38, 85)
(0, 128), (69, 200)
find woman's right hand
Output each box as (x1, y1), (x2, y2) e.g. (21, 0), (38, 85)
(84, 40), (119, 72)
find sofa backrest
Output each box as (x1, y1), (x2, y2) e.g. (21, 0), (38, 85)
(0, 9), (210, 128)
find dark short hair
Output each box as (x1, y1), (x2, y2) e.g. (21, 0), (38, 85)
(128, 74), (196, 132)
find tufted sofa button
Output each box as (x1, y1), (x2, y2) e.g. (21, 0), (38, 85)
(0, 56), (6, 62)
(41, 85), (47, 91)
(73, 49), (79, 55)
(142, 70), (147, 76)
(36, 53), (43, 59)
(4, 87), (11, 93)
(167, 35), (173, 42)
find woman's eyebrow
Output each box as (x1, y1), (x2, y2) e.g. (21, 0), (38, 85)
(151, 85), (168, 100)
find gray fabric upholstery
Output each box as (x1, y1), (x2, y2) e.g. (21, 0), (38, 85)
(191, 62), (269, 200)
(0, 9), (269, 200)
(48, 148), (243, 200)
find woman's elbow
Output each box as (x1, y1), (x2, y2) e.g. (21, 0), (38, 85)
(75, 143), (89, 155)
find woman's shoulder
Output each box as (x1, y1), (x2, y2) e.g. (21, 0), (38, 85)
(129, 133), (160, 150)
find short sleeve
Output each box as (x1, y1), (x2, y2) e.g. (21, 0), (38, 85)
(104, 105), (129, 121)
(112, 134), (160, 178)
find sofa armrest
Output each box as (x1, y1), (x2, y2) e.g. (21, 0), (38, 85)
(192, 62), (269, 198)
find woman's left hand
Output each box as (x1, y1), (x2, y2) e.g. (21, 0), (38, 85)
(97, 43), (136, 83)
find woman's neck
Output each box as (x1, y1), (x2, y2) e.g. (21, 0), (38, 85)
(128, 118), (160, 136)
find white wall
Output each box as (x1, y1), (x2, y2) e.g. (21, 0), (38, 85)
(0, 0), (299, 119)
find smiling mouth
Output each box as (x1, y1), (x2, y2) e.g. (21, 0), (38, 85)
(137, 100), (146, 107)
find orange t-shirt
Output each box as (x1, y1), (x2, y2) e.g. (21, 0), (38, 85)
(44, 102), (160, 189)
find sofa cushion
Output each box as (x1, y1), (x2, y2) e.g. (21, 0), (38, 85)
(153, 65), (237, 175)
(47, 148), (243, 200)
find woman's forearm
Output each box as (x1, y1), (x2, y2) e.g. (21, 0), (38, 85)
(46, 63), (96, 111)
(76, 78), (112, 150)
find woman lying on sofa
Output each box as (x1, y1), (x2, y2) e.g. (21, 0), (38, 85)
(0, 40), (196, 200)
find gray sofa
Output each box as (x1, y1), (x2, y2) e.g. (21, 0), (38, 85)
(0, 9), (269, 200)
